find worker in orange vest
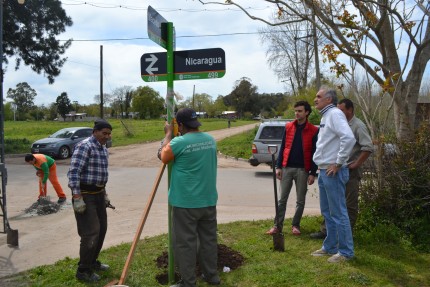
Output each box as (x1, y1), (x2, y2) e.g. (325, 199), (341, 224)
(25, 153), (67, 204)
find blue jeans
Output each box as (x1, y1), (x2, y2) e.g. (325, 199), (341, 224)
(318, 168), (354, 258)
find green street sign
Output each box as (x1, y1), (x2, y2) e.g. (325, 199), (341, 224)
(140, 48), (226, 82)
(147, 6), (168, 49)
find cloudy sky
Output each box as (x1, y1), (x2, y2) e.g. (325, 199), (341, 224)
(4, 0), (288, 106)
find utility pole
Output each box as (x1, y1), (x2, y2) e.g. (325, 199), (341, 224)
(100, 45), (104, 119)
(312, 13), (321, 89)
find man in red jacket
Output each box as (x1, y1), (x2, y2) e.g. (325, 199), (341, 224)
(266, 101), (319, 236)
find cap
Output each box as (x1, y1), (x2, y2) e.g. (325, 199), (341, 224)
(94, 119), (112, 131)
(175, 108), (201, 129)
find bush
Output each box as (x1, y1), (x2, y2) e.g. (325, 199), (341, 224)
(359, 122), (430, 251)
(4, 138), (32, 154)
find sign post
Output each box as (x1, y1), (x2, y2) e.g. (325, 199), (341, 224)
(165, 21), (175, 284)
(144, 6), (226, 285)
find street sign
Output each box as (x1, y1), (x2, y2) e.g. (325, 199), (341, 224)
(141, 48), (226, 82)
(147, 5), (168, 49)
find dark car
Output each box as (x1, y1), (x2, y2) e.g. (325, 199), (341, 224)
(31, 127), (94, 159)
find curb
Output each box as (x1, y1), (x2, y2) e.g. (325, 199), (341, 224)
(217, 151), (248, 163)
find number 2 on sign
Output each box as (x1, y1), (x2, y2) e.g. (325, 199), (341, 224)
(208, 72), (218, 78)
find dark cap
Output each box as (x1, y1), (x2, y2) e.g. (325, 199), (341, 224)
(94, 119), (112, 131)
(175, 108), (201, 129)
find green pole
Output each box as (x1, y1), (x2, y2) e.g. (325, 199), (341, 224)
(166, 21), (175, 285)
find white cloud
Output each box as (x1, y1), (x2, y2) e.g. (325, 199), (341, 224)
(3, 0), (285, 106)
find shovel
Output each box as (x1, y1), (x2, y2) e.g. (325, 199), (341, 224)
(105, 163), (166, 287)
(6, 218), (19, 247)
(268, 144), (285, 252)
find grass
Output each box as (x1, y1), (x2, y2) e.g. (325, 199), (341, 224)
(4, 118), (253, 154)
(2, 217), (429, 286)
(217, 126), (258, 160)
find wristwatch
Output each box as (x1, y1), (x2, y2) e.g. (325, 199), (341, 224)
(335, 163), (343, 168)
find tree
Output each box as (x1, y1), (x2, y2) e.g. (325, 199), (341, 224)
(112, 86), (134, 118)
(260, 11), (323, 93)
(199, 0), (429, 140)
(4, 1), (73, 83)
(224, 77), (258, 117)
(6, 82), (36, 120)
(56, 92), (72, 121)
(131, 86), (164, 119)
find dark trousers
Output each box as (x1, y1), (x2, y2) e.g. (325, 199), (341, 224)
(172, 206), (219, 287)
(74, 193), (107, 271)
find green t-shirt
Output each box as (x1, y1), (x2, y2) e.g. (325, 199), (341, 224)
(169, 132), (218, 208)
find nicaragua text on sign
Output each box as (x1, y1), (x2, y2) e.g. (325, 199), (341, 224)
(141, 48), (226, 82)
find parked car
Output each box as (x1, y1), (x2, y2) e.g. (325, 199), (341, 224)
(31, 127), (95, 159)
(249, 119), (293, 167)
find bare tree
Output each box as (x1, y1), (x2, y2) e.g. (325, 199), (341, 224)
(199, 0), (430, 140)
(112, 86), (134, 118)
(260, 11), (324, 94)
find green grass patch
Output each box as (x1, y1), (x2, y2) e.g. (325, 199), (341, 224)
(217, 126), (258, 160)
(4, 119), (253, 154)
(3, 217), (429, 286)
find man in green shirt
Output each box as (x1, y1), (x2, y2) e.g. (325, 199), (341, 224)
(160, 108), (220, 287)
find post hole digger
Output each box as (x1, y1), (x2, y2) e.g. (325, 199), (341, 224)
(268, 144), (285, 252)
(104, 163), (166, 287)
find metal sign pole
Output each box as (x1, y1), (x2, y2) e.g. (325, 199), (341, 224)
(165, 21), (175, 285)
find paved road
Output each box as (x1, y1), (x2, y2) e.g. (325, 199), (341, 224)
(0, 124), (321, 278)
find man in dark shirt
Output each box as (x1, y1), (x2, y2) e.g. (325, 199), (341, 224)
(266, 101), (319, 236)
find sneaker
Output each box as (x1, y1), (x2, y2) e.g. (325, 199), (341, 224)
(201, 274), (221, 285)
(94, 260), (110, 271)
(327, 253), (352, 263)
(310, 231), (326, 239)
(291, 226), (301, 236)
(311, 248), (335, 257)
(57, 197), (67, 204)
(76, 270), (100, 282)
(265, 226), (279, 235)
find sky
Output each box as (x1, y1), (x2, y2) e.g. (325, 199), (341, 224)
(3, 0), (287, 106)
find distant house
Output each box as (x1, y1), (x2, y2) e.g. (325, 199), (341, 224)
(221, 111), (238, 118)
(196, 111), (208, 118)
(64, 112), (87, 122)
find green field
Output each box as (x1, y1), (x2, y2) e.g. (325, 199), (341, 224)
(4, 119), (253, 154)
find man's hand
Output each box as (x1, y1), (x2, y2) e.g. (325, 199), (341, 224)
(308, 175), (315, 185)
(104, 194), (110, 208)
(276, 168), (282, 180)
(73, 196), (86, 214)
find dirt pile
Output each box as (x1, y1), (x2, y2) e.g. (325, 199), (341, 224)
(155, 244), (244, 284)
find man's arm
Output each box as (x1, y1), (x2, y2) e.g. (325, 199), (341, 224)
(160, 122), (175, 164)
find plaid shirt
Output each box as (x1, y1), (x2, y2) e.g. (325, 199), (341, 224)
(68, 136), (109, 195)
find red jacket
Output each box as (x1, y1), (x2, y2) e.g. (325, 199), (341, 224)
(279, 119), (318, 173)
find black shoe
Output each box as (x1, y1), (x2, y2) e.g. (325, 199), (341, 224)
(201, 274), (221, 285)
(76, 270), (100, 282)
(94, 260), (110, 271)
(310, 231), (326, 239)
(57, 197), (67, 204)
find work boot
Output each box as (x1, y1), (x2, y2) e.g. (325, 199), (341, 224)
(76, 269), (100, 282)
(93, 260), (110, 271)
(57, 197), (67, 204)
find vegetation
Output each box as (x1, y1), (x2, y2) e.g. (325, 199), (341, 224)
(4, 0), (72, 83)
(3, 118), (253, 154)
(1, 217), (429, 286)
(201, 0), (428, 140)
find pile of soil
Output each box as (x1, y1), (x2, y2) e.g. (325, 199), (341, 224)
(155, 244), (244, 285)
(23, 197), (65, 217)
